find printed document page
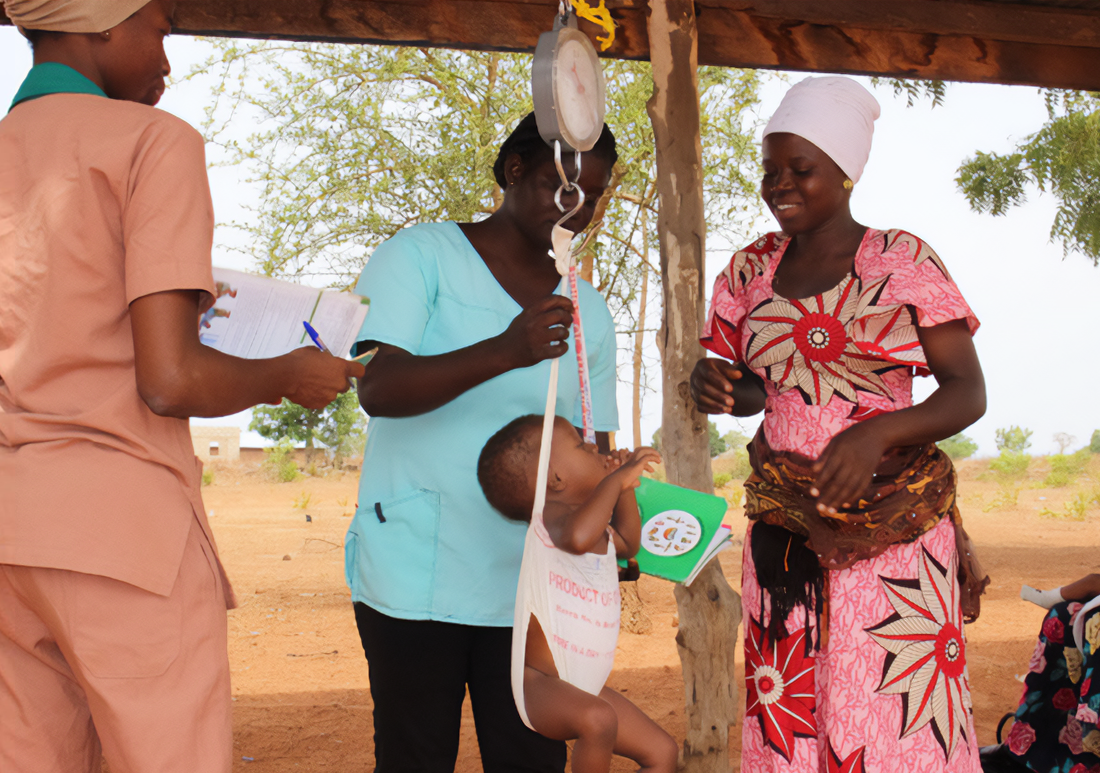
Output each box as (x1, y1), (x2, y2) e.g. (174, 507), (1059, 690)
(199, 268), (369, 359)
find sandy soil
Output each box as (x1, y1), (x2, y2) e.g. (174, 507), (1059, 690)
(193, 456), (1100, 771)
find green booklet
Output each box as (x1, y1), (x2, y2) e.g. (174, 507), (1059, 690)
(621, 478), (733, 586)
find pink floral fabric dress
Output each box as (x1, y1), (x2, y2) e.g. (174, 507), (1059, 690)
(701, 229), (982, 773)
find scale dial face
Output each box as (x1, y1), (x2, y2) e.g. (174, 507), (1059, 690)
(532, 23), (606, 152)
(553, 37), (602, 148)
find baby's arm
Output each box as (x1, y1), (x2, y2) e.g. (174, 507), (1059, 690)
(544, 448), (662, 556)
(1021, 573), (1100, 608)
(545, 475), (630, 555)
(607, 448), (660, 559)
(610, 490), (641, 559)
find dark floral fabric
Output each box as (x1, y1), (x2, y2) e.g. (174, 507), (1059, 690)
(1006, 600), (1100, 773)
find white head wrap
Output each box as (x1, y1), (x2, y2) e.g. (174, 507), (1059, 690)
(2, 0), (151, 33)
(763, 76), (881, 184)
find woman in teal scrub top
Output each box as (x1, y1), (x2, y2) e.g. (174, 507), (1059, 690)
(347, 113), (620, 773)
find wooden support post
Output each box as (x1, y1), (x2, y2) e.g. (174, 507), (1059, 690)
(646, 1), (742, 771)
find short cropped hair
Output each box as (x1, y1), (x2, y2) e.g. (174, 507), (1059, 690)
(492, 111), (618, 189)
(478, 414), (545, 522)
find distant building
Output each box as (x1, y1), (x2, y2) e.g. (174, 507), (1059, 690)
(191, 426), (241, 462)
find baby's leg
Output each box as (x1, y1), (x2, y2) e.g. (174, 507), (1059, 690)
(1021, 584), (1065, 608)
(524, 666), (616, 773)
(1061, 573), (1100, 602)
(1022, 573), (1100, 608)
(599, 686), (678, 773)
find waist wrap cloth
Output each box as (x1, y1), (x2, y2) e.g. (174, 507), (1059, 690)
(743, 428), (989, 625)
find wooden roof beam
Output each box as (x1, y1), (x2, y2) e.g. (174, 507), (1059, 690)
(5, 0), (1100, 90)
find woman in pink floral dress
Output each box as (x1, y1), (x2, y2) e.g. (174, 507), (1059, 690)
(691, 77), (988, 773)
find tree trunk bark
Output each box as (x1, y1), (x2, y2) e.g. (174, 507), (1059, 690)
(646, 2), (742, 771)
(632, 204), (649, 448)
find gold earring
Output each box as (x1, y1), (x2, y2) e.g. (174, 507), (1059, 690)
(843, 179), (854, 191)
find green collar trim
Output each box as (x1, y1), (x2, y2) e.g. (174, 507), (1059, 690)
(10, 63), (107, 112)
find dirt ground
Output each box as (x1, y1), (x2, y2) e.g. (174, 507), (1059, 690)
(194, 456), (1100, 771)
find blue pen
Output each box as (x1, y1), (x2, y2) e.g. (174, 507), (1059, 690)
(302, 320), (329, 353)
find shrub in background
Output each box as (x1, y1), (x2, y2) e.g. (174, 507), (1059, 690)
(1091, 429), (1100, 453)
(989, 452), (1030, 478)
(263, 437), (300, 483)
(1043, 448), (1092, 488)
(990, 425), (1033, 479)
(712, 448), (751, 483)
(984, 425), (1033, 510)
(653, 423), (747, 459)
(995, 426), (1033, 455)
(938, 432), (978, 461)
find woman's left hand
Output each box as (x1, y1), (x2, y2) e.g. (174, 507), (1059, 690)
(812, 318), (986, 513)
(811, 421), (889, 514)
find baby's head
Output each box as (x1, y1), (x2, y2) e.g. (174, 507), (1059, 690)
(479, 415), (610, 522)
(478, 414), (545, 522)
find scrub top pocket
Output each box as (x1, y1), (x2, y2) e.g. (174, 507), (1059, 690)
(345, 488), (441, 616)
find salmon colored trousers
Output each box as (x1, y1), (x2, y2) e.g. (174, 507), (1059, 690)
(0, 519), (231, 773)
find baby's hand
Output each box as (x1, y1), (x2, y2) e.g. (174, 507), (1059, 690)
(604, 448), (632, 470)
(610, 447), (661, 491)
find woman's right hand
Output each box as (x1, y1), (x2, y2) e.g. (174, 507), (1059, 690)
(282, 347), (365, 409)
(498, 294), (575, 368)
(691, 357), (744, 414)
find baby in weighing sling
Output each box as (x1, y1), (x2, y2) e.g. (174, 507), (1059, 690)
(478, 414), (676, 773)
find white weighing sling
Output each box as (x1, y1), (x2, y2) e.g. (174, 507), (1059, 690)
(510, 224), (622, 731)
(511, 515), (621, 730)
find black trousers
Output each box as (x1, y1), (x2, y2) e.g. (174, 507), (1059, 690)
(354, 602), (567, 773)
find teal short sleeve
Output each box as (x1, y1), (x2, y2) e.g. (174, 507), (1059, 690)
(352, 231), (439, 356)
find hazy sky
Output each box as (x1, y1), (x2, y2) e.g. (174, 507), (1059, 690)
(3, 29), (1096, 457)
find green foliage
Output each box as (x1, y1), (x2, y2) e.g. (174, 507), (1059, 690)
(190, 43), (766, 287)
(250, 390), (366, 468)
(190, 44), (530, 281)
(652, 421), (731, 458)
(955, 151), (1029, 217)
(982, 485), (1020, 512)
(937, 432), (978, 461)
(713, 472), (733, 488)
(872, 78), (947, 108)
(721, 429), (750, 453)
(708, 422), (725, 458)
(1043, 449), (1091, 488)
(263, 438), (300, 482)
(995, 426), (1033, 455)
(957, 91), (1100, 264)
(722, 484), (745, 509)
(989, 452), (1030, 478)
(1039, 489), (1099, 520)
(712, 447), (752, 483)
(314, 389), (369, 467)
(1091, 429), (1100, 453)
(986, 428), (1032, 503)
(251, 399), (321, 456)
(201, 468), (215, 486)
(292, 491), (312, 510)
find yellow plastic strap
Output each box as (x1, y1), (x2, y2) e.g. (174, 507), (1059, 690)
(570, 0), (615, 50)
